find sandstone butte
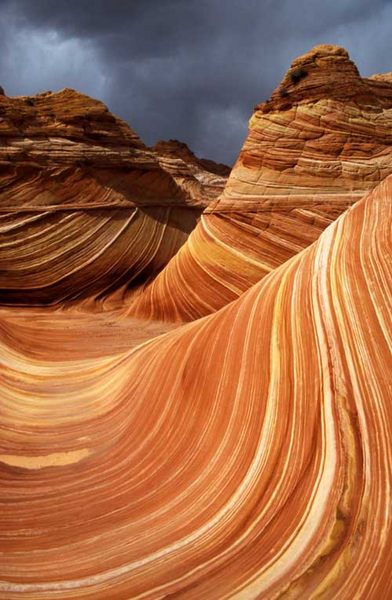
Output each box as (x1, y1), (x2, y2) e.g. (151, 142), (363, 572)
(0, 88), (228, 306)
(0, 44), (392, 599)
(129, 44), (392, 321)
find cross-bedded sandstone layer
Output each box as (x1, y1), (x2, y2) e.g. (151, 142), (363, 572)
(130, 45), (392, 321)
(0, 174), (391, 598)
(0, 89), (228, 306)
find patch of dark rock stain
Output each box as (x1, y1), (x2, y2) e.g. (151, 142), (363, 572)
(290, 67), (308, 84)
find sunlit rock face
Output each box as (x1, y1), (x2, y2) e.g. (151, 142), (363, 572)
(0, 89), (228, 306)
(130, 45), (392, 321)
(0, 175), (391, 598)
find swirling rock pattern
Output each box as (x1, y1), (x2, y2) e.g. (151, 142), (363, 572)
(130, 45), (392, 321)
(0, 89), (228, 305)
(0, 174), (391, 598)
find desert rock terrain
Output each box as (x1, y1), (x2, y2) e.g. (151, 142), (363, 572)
(0, 45), (391, 599)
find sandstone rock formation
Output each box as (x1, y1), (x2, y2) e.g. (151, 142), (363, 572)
(0, 89), (228, 306)
(153, 139), (230, 201)
(1, 44), (392, 599)
(129, 45), (392, 321)
(0, 175), (391, 598)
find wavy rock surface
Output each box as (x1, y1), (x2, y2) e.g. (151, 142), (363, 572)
(0, 175), (391, 598)
(130, 45), (392, 321)
(0, 89), (228, 306)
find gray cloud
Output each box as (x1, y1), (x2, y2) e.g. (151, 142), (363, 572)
(0, 0), (391, 163)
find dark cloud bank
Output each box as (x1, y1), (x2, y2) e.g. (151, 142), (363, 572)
(0, 0), (391, 163)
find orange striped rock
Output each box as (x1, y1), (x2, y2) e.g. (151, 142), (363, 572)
(0, 175), (391, 598)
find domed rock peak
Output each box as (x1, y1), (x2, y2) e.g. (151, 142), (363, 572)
(259, 44), (389, 112)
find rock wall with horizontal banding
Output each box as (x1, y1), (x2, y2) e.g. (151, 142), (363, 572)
(129, 45), (392, 321)
(153, 139), (230, 202)
(0, 89), (229, 306)
(0, 174), (391, 598)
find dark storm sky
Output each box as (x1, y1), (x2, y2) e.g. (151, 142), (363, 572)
(0, 0), (391, 164)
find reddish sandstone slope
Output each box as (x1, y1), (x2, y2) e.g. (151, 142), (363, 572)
(130, 45), (392, 321)
(0, 89), (228, 306)
(0, 175), (391, 598)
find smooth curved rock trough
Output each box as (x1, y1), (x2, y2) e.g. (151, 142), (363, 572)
(1, 174), (391, 598)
